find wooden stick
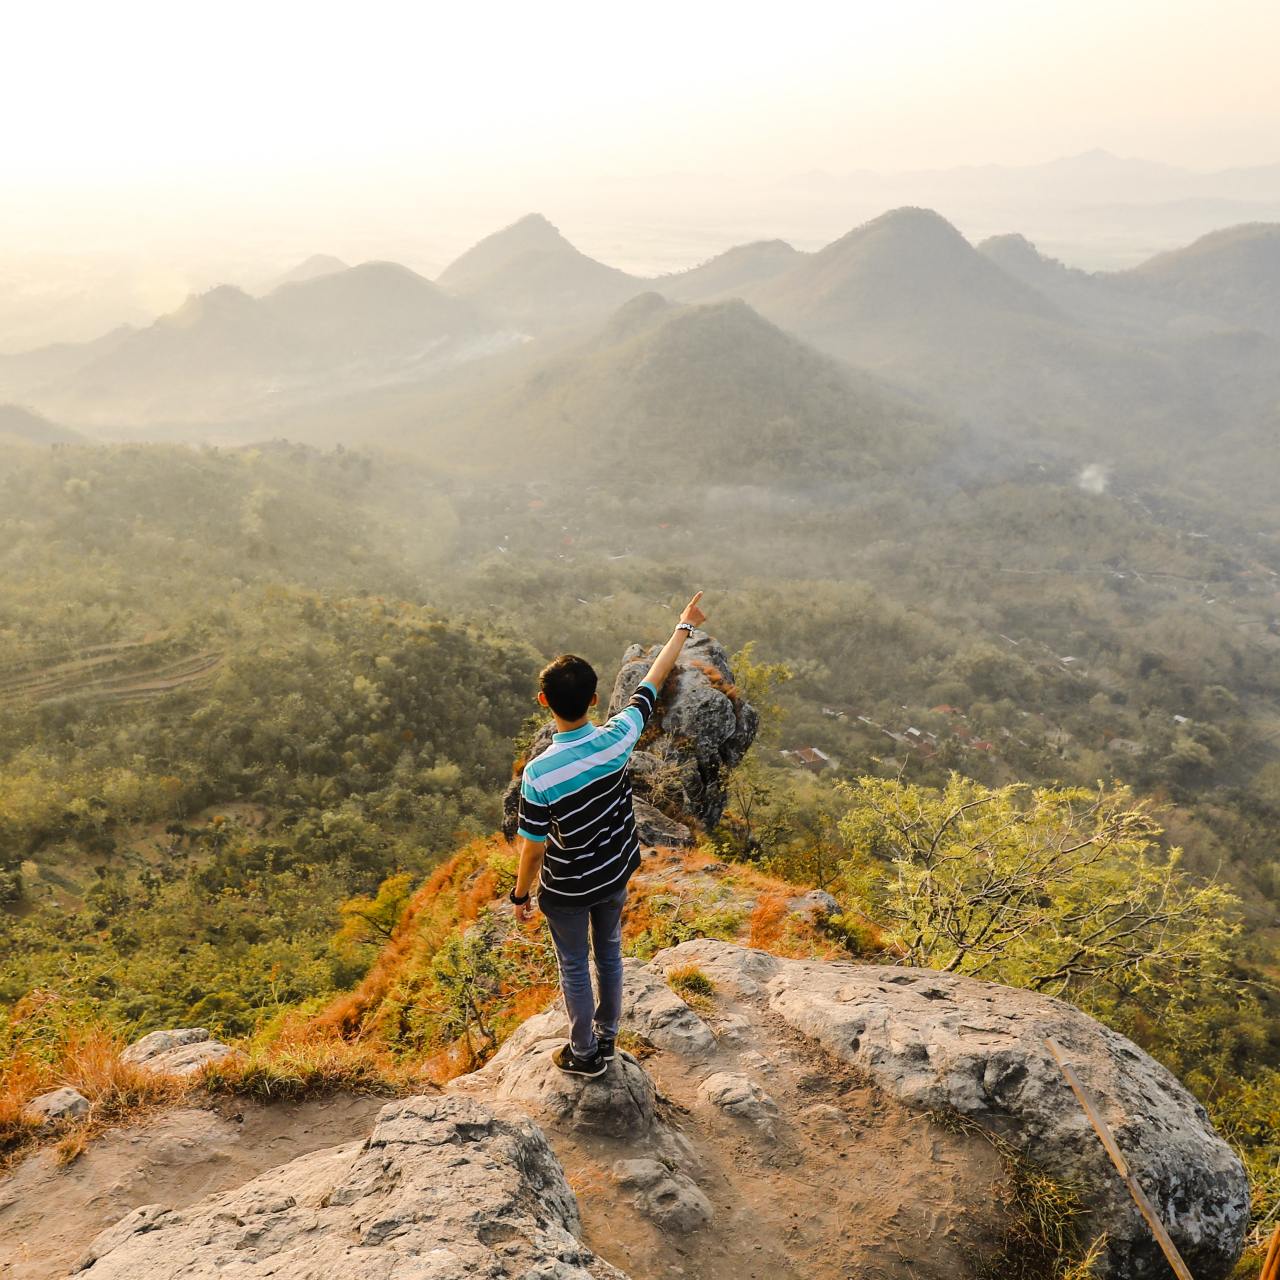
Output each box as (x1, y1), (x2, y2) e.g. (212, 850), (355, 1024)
(1045, 1037), (1195, 1280)
(1260, 1223), (1280, 1280)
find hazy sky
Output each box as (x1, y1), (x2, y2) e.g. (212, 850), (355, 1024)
(8, 0), (1278, 193)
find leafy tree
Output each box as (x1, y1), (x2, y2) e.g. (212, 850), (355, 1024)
(838, 775), (1239, 1003)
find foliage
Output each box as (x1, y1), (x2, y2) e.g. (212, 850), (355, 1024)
(839, 776), (1239, 1002)
(666, 964), (715, 999)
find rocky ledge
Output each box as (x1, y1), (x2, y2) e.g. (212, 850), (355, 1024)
(44, 951), (1248, 1279)
(71, 1094), (625, 1279)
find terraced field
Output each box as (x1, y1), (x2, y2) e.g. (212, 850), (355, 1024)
(0, 639), (223, 708)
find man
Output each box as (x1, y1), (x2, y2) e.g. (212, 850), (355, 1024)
(510, 591), (707, 1077)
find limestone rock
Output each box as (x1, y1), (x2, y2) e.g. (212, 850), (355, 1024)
(656, 941), (1244, 1280)
(697, 1072), (780, 1131)
(458, 1019), (657, 1140)
(621, 959), (716, 1057)
(608, 630), (759, 829)
(632, 798), (694, 848)
(612, 1158), (713, 1232)
(120, 1028), (236, 1076)
(786, 888), (841, 920)
(72, 1094), (630, 1278)
(648, 937), (781, 999)
(24, 1086), (90, 1126)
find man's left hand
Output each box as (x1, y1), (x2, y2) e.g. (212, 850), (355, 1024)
(515, 898), (537, 924)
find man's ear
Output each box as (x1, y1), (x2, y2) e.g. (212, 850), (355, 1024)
(537, 691), (548, 707)
(590, 692), (599, 706)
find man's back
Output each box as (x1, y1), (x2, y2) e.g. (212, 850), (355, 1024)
(517, 679), (658, 908)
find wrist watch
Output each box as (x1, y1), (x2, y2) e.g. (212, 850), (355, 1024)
(675, 621), (695, 635)
(509, 888), (530, 906)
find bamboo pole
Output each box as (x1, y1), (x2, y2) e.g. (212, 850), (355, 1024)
(1260, 1224), (1280, 1280)
(1045, 1037), (1195, 1280)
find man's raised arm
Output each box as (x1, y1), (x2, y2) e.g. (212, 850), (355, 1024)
(642, 591), (707, 692)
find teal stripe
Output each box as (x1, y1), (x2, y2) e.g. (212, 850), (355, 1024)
(537, 757), (629, 805)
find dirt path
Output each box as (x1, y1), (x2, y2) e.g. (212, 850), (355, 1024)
(558, 985), (1009, 1279)
(0, 1094), (386, 1280)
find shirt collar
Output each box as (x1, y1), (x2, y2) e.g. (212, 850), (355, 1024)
(552, 722), (596, 743)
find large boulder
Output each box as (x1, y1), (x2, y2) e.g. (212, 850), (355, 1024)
(653, 939), (1248, 1280)
(502, 630), (758, 839)
(608, 630), (758, 829)
(120, 1028), (236, 1076)
(451, 1009), (658, 1141)
(72, 1094), (629, 1279)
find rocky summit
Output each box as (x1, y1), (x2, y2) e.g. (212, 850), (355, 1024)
(71, 940), (1247, 1280)
(503, 630), (758, 842)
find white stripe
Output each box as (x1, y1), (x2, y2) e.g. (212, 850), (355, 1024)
(543, 845), (628, 881)
(555, 792), (625, 840)
(533, 723), (639, 790)
(542, 845), (639, 897)
(553, 779), (625, 827)
(533, 727), (602, 765)
(554, 818), (629, 853)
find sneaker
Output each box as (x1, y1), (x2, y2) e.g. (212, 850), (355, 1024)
(552, 1042), (607, 1078)
(597, 1036), (617, 1062)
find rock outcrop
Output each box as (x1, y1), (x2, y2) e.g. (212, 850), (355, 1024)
(23, 1086), (90, 1127)
(72, 1094), (628, 1278)
(652, 939), (1250, 1279)
(608, 630), (758, 829)
(502, 631), (757, 841)
(120, 1028), (236, 1076)
(27, 941), (1247, 1280)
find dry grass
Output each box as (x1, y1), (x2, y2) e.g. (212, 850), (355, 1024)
(666, 963), (716, 1013)
(199, 1031), (412, 1103)
(310, 837), (498, 1042)
(929, 1105), (1102, 1280)
(1, 1026), (190, 1172)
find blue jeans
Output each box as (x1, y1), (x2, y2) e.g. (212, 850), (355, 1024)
(541, 886), (627, 1058)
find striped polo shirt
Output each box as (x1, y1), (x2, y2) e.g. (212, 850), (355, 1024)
(517, 680), (659, 909)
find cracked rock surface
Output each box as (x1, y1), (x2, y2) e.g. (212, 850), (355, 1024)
(71, 1094), (629, 1279)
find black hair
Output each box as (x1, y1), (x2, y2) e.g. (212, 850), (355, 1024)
(539, 653), (598, 720)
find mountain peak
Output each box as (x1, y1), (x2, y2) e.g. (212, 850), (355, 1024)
(165, 285), (258, 330)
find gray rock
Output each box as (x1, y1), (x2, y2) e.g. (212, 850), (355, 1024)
(620, 960), (716, 1057)
(24, 1086), (90, 1126)
(453, 1009), (657, 1140)
(786, 889), (841, 920)
(120, 1028), (211, 1064)
(649, 938), (781, 999)
(697, 1072), (780, 1131)
(612, 1158), (714, 1232)
(608, 631), (759, 829)
(72, 1094), (630, 1278)
(120, 1028), (235, 1076)
(632, 798), (694, 848)
(666, 941), (1246, 1280)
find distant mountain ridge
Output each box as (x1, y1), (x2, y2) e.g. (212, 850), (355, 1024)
(0, 403), (85, 447)
(1117, 223), (1280, 337)
(437, 213), (642, 328)
(260, 254), (350, 293)
(0, 263), (508, 426)
(386, 290), (944, 482)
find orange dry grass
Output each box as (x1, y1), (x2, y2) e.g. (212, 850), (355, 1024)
(200, 1021), (411, 1102)
(1, 1027), (189, 1171)
(311, 837), (499, 1041)
(748, 892), (791, 949)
